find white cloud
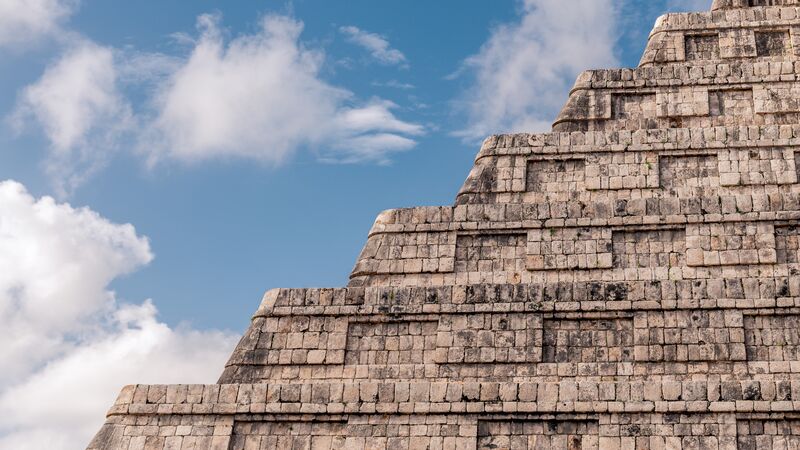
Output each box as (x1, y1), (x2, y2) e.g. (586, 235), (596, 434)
(454, 0), (620, 140)
(10, 14), (422, 193)
(322, 99), (422, 164)
(0, 180), (237, 450)
(339, 25), (407, 66)
(0, 0), (76, 48)
(11, 40), (133, 196)
(145, 14), (422, 166)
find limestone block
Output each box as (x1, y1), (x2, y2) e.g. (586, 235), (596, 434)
(754, 84), (800, 114)
(657, 87), (710, 117)
(527, 227), (613, 270)
(719, 29), (758, 59)
(686, 223), (777, 266)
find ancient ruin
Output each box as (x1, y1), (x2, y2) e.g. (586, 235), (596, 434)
(89, 0), (800, 448)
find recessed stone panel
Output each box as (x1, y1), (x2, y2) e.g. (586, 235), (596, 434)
(456, 233), (527, 274)
(542, 318), (634, 363)
(526, 159), (585, 193)
(776, 225), (800, 263)
(637, 310), (746, 362)
(585, 152), (660, 190)
(754, 84), (800, 113)
(477, 420), (599, 450)
(755, 30), (791, 56)
(659, 154), (720, 190)
(612, 229), (686, 269)
(438, 313), (542, 364)
(718, 148), (798, 186)
(685, 34), (721, 60)
(709, 89), (754, 116)
(611, 93), (657, 120)
(656, 87), (711, 117)
(719, 28), (758, 59)
(345, 320), (438, 365)
(686, 223), (777, 266)
(745, 314), (800, 361)
(737, 419), (800, 449)
(528, 228), (613, 271)
(229, 421), (346, 450)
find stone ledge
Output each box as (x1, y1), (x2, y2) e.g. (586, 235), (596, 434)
(476, 126), (800, 157)
(107, 380), (800, 418)
(366, 214), (800, 237)
(649, 8), (800, 34)
(220, 360), (800, 382)
(253, 283), (800, 316)
(367, 205), (800, 234)
(568, 64), (800, 93)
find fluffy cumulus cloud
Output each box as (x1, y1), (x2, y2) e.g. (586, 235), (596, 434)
(339, 25), (408, 66)
(11, 40), (133, 196)
(146, 14), (422, 166)
(0, 0), (76, 48)
(11, 14), (422, 193)
(454, 0), (620, 140)
(0, 180), (237, 449)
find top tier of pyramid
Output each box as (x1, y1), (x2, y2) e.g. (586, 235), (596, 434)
(345, 0), (800, 290)
(553, 0), (800, 134)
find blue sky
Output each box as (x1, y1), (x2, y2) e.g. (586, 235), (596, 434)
(0, 0), (710, 447)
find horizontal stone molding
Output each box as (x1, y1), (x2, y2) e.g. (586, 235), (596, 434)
(369, 207), (800, 237)
(474, 127), (800, 159)
(253, 281), (800, 318)
(646, 9), (800, 41)
(90, 409), (800, 450)
(107, 380), (800, 418)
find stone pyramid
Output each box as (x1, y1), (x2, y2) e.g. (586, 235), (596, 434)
(88, 1), (800, 448)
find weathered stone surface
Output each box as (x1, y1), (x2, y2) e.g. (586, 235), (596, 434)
(89, 2), (800, 448)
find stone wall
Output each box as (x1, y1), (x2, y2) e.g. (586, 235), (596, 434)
(90, 383), (800, 450)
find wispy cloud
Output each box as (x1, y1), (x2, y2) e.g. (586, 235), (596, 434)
(0, 0), (77, 49)
(372, 80), (415, 90)
(453, 0), (620, 141)
(10, 39), (134, 196)
(339, 25), (408, 67)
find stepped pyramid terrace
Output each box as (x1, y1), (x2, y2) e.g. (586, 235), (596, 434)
(89, 0), (800, 448)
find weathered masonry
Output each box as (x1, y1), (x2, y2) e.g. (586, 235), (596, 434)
(89, 1), (800, 449)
